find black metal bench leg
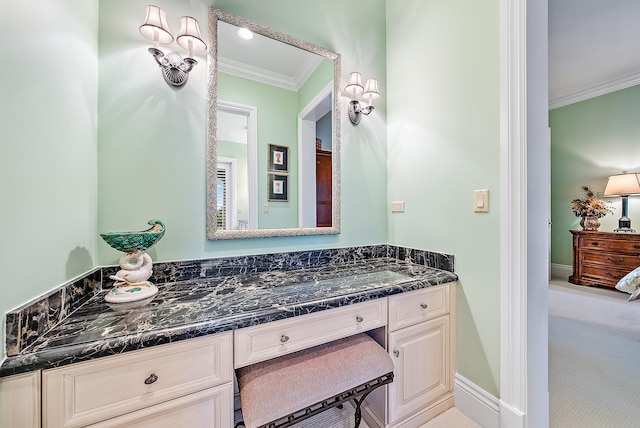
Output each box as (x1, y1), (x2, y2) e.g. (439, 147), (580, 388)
(352, 390), (374, 428)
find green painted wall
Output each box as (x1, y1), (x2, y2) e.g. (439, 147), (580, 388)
(97, 0), (388, 266)
(386, 0), (501, 397)
(298, 59), (334, 111)
(218, 72), (299, 229)
(0, 0), (504, 408)
(550, 85), (640, 266)
(0, 0), (99, 363)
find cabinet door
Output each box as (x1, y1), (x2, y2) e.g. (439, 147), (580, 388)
(1, 371), (41, 428)
(86, 384), (233, 428)
(388, 316), (450, 424)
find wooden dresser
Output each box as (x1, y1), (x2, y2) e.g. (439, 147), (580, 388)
(569, 230), (640, 288)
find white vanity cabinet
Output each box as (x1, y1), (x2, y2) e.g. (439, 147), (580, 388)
(2, 282), (457, 428)
(234, 299), (387, 368)
(42, 332), (233, 428)
(1, 370), (42, 428)
(386, 283), (456, 427)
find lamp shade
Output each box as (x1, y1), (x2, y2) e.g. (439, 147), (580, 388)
(139, 5), (174, 44)
(362, 78), (380, 104)
(603, 172), (640, 196)
(176, 16), (207, 54)
(344, 72), (364, 98)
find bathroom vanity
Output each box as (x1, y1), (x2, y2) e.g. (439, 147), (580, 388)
(1, 245), (457, 428)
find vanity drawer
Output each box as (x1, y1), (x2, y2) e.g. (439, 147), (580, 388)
(43, 332), (233, 428)
(234, 299), (387, 368)
(388, 284), (451, 332)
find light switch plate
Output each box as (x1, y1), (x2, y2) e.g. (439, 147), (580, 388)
(391, 201), (405, 213)
(474, 190), (489, 212)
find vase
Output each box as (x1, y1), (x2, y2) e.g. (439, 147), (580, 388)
(581, 216), (601, 231)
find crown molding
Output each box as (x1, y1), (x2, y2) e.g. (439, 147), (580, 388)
(218, 55), (323, 92)
(549, 71), (640, 110)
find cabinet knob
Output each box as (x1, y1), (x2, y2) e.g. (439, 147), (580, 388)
(356, 316), (364, 323)
(393, 350), (399, 357)
(420, 303), (428, 309)
(144, 373), (158, 385)
(280, 334), (290, 343)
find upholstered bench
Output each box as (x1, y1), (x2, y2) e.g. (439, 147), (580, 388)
(236, 333), (394, 428)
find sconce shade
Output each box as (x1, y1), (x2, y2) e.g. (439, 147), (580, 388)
(362, 78), (380, 104)
(344, 72), (364, 98)
(176, 16), (207, 55)
(139, 5), (174, 44)
(603, 172), (640, 196)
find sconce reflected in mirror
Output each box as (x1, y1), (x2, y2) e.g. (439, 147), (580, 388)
(344, 72), (380, 125)
(139, 5), (207, 87)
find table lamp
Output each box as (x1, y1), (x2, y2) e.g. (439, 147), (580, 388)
(603, 172), (640, 233)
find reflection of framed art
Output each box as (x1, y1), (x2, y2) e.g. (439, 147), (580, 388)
(268, 144), (289, 172)
(268, 174), (288, 201)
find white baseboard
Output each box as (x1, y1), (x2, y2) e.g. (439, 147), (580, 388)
(499, 400), (525, 428)
(550, 263), (571, 281)
(454, 373), (500, 428)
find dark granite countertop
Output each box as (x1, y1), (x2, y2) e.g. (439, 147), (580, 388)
(1, 249), (457, 377)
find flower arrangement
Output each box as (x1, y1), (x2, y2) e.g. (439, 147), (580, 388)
(570, 186), (611, 218)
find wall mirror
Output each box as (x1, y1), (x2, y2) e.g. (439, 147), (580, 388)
(206, 8), (341, 240)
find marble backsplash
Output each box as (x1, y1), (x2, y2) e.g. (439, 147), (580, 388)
(5, 269), (102, 357)
(5, 244), (454, 357)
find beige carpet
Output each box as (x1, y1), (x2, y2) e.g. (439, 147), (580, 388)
(549, 280), (640, 427)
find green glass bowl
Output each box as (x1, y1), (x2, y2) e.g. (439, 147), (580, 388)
(100, 219), (165, 253)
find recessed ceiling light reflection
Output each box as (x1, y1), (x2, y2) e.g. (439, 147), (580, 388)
(237, 27), (254, 40)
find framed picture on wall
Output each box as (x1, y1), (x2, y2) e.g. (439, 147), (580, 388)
(268, 174), (288, 201)
(268, 144), (289, 172)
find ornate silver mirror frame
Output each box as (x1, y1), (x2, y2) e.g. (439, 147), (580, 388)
(206, 8), (341, 239)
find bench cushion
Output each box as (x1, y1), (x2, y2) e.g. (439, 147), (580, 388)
(237, 333), (394, 428)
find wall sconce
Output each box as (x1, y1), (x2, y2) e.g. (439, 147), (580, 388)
(139, 5), (207, 87)
(603, 171), (640, 232)
(344, 72), (380, 125)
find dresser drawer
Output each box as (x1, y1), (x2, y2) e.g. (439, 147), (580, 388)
(581, 250), (640, 271)
(234, 299), (387, 368)
(43, 332), (233, 428)
(581, 265), (627, 286)
(580, 236), (640, 254)
(388, 284), (451, 332)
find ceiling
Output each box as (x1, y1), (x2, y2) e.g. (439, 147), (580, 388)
(215, 4), (640, 112)
(549, 0), (640, 109)
(217, 21), (323, 92)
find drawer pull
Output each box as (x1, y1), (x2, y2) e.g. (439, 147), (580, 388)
(356, 316), (364, 323)
(605, 272), (618, 278)
(144, 373), (158, 385)
(605, 257), (624, 264)
(393, 350), (399, 357)
(280, 335), (289, 343)
(635, 245), (640, 249)
(420, 303), (428, 309)
(591, 242), (598, 246)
